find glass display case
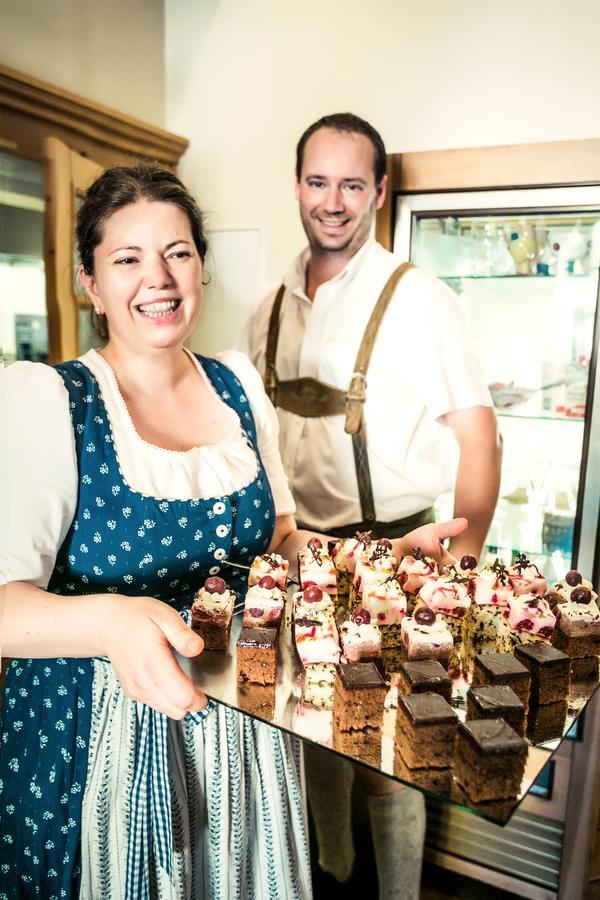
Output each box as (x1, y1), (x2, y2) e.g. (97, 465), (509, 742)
(392, 184), (600, 897)
(394, 186), (600, 586)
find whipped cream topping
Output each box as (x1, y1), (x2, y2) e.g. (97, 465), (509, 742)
(401, 615), (453, 648)
(557, 596), (600, 636)
(340, 619), (381, 645)
(245, 584), (284, 609)
(551, 578), (598, 604)
(293, 590), (335, 619)
(194, 586), (233, 612)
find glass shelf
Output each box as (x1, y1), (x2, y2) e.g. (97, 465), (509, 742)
(440, 273), (596, 282)
(184, 580), (599, 827)
(496, 410), (585, 423)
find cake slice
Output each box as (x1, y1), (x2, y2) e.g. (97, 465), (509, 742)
(514, 642), (570, 705)
(351, 541), (397, 608)
(417, 571), (471, 646)
(333, 661), (386, 732)
(526, 699), (568, 744)
(396, 659), (452, 702)
(454, 719), (527, 802)
(362, 574), (407, 625)
(330, 532), (372, 598)
(503, 593), (556, 647)
(242, 577), (286, 628)
(295, 611), (340, 667)
(400, 608), (453, 667)
(339, 607), (382, 665)
(465, 560), (514, 657)
(396, 548), (438, 601)
(472, 652), (531, 709)
(303, 663), (336, 709)
(395, 692), (458, 769)
(236, 626), (278, 685)
(547, 569), (598, 609)
(191, 576), (235, 650)
(298, 538), (337, 598)
(466, 684), (526, 736)
(248, 552), (289, 590)
(507, 553), (548, 597)
(552, 586), (600, 659)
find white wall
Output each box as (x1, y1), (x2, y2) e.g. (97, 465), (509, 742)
(165, 0), (600, 351)
(1, 0), (166, 127)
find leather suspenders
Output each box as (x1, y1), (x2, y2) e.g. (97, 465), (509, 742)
(264, 262), (414, 527)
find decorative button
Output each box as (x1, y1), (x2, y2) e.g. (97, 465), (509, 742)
(216, 524), (228, 538)
(209, 565), (220, 575)
(214, 548), (226, 560)
(213, 501), (226, 515)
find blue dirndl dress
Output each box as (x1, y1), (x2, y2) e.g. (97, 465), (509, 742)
(0, 356), (311, 899)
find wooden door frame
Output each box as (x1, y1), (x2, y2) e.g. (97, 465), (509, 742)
(376, 137), (600, 250)
(1, 64), (189, 362)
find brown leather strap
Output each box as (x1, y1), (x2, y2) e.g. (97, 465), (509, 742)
(263, 262), (414, 526)
(275, 377), (346, 418)
(344, 261), (414, 435)
(264, 283), (286, 404)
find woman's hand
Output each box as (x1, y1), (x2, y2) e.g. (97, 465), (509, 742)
(391, 517), (468, 566)
(99, 595), (208, 719)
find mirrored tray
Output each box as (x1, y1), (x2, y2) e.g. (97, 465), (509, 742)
(183, 586), (600, 826)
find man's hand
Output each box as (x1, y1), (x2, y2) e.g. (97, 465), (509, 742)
(392, 517), (468, 565)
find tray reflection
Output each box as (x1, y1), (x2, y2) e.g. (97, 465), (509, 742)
(183, 600), (599, 825)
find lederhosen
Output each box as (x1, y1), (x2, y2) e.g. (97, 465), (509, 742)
(264, 262), (435, 539)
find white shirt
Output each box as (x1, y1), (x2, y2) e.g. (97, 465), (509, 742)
(249, 239), (492, 530)
(1, 349), (295, 588)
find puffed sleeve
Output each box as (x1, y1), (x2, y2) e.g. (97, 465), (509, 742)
(1, 362), (78, 587)
(216, 350), (296, 517)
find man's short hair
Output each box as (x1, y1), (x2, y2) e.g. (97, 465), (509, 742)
(295, 113), (387, 186)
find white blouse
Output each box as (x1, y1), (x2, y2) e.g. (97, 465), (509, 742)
(2, 349), (295, 588)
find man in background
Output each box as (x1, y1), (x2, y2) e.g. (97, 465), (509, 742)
(248, 113), (502, 898)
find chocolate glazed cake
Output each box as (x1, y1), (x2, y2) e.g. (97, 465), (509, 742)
(333, 661), (386, 732)
(472, 652), (531, 709)
(395, 692), (458, 769)
(467, 684), (526, 736)
(396, 660), (452, 702)
(455, 719), (527, 802)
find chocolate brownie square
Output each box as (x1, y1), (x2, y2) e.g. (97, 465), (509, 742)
(236, 682), (276, 720)
(332, 661), (386, 733)
(553, 627), (600, 660)
(526, 700), (568, 744)
(396, 660), (452, 703)
(472, 652), (531, 709)
(395, 692), (458, 769)
(332, 726), (381, 767)
(455, 719), (527, 802)
(570, 656), (599, 682)
(236, 626), (278, 685)
(514, 643), (570, 705)
(393, 752), (453, 795)
(467, 685), (526, 736)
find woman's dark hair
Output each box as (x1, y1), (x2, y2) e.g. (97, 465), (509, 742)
(295, 113), (387, 186)
(76, 164), (208, 340)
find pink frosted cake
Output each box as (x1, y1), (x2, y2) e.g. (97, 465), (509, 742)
(397, 548), (438, 603)
(465, 560), (514, 656)
(248, 552), (289, 590)
(351, 541), (397, 607)
(339, 608), (382, 665)
(295, 610), (340, 667)
(362, 574), (407, 626)
(298, 538), (337, 598)
(507, 554), (547, 597)
(242, 576), (286, 628)
(418, 571), (471, 645)
(330, 532), (373, 597)
(401, 608), (453, 667)
(503, 593), (556, 647)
